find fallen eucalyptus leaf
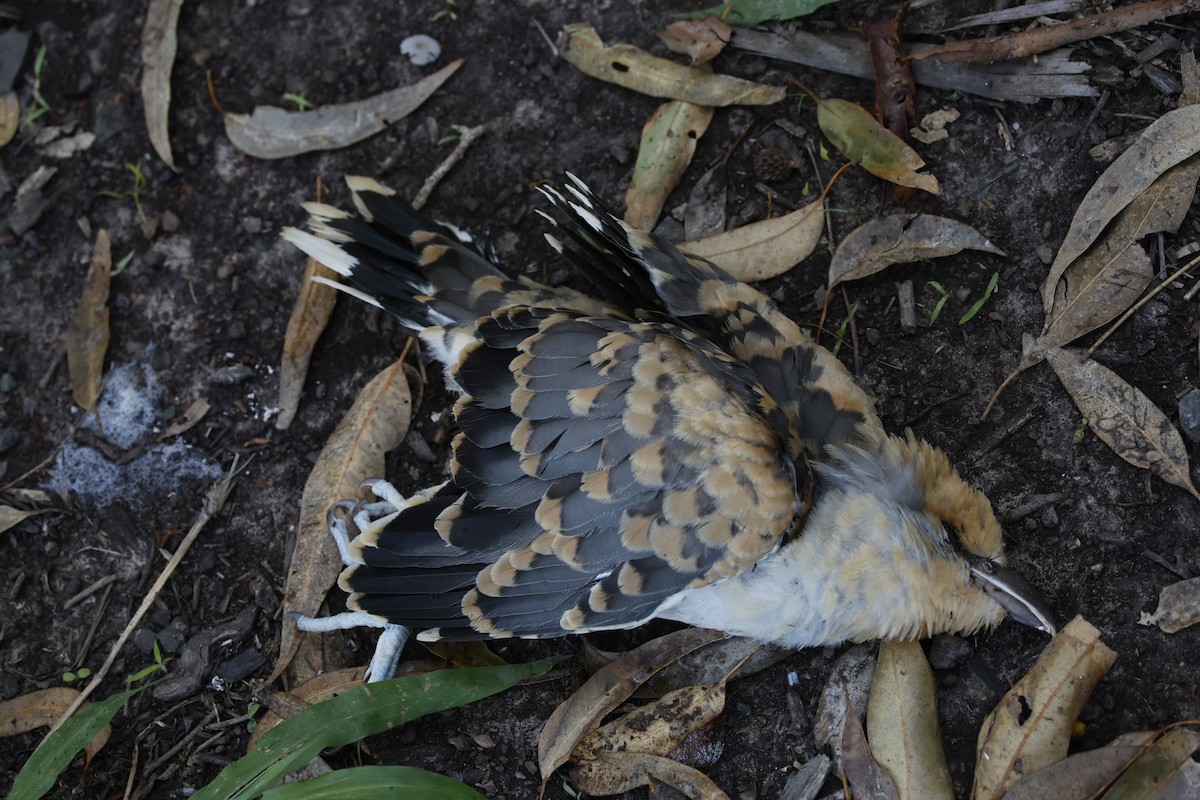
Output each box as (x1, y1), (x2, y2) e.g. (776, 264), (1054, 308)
(972, 616), (1116, 800)
(224, 59), (462, 159)
(684, 163), (727, 241)
(581, 635), (788, 698)
(1000, 731), (1156, 800)
(818, 98), (940, 194)
(0, 505), (32, 534)
(1040, 104), (1200, 316)
(557, 23), (785, 107)
(159, 397), (210, 440)
(270, 359), (412, 685)
(840, 684), (899, 800)
(657, 16), (732, 65)
(813, 643), (877, 757)
(140, 0), (183, 170)
(537, 627), (726, 784)
(0, 687), (110, 762)
(65, 230), (112, 412)
(579, 751), (730, 799)
(680, 197), (824, 281)
(276, 255), (340, 430)
(1095, 728), (1200, 800)
(1139, 577), (1200, 634)
(1046, 347), (1200, 500)
(0, 91), (20, 147)
(867, 640), (953, 800)
(624, 100), (714, 231)
(828, 213), (1003, 290)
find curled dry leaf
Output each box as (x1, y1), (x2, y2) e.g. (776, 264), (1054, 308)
(269, 359), (412, 685)
(581, 752), (730, 799)
(66, 229), (112, 412)
(581, 635), (787, 698)
(817, 98), (940, 194)
(1000, 731), (1156, 800)
(0, 687), (110, 761)
(866, 640), (953, 800)
(657, 16), (733, 66)
(224, 59), (462, 159)
(249, 666), (367, 748)
(421, 641), (507, 669)
(141, 0), (183, 170)
(1139, 577), (1200, 634)
(813, 643), (877, 756)
(1040, 104), (1200, 316)
(1041, 154), (1200, 349)
(684, 164), (727, 241)
(537, 627), (726, 784)
(1045, 347), (1200, 501)
(624, 100), (714, 231)
(1097, 728), (1200, 799)
(572, 684), (726, 795)
(276, 256), (340, 431)
(557, 23), (785, 107)
(840, 685), (900, 800)
(159, 397), (210, 439)
(972, 616), (1116, 800)
(0, 505), (32, 534)
(680, 197), (825, 282)
(827, 213), (1003, 290)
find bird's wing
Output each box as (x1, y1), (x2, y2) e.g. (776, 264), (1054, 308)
(344, 306), (810, 640)
(538, 175), (886, 459)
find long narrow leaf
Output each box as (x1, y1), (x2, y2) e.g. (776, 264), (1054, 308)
(193, 659), (562, 800)
(259, 765), (486, 799)
(8, 685), (147, 800)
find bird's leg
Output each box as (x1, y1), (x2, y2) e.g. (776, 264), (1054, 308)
(291, 479), (449, 682)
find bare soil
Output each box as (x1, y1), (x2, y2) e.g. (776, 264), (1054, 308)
(2, 1), (1198, 798)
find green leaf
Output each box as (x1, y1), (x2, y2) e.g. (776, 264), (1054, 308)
(260, 765), (486, 799)
(192, 658), (564, 800)
(675, 0), (842, 25)
(958, 271), (1000, 325)
(8, 684), (148, 800)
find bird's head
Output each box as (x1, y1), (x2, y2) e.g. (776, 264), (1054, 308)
(893, 433), (1057, 638)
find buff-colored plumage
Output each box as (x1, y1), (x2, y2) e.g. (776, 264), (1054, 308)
(284, 174), (1054, 681)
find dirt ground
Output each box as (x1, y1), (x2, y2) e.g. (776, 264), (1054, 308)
(2, 1), (1198, 798)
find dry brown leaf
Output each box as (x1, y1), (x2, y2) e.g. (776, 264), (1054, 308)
(140, 0), (183, 170)
(867, 640), (954, 800)
(224, 59), (462, 159)
(269, 358), (412, 685)
(1040, 156), (1200, 350)
(573, 684), (725, 783)
(841, 686), (900, 800)
(680, 197), (825, 282)
(817, 98), (940, 194)
(624, 100), (714, 231)
(1139, 577), (1200, 634)
(159, 397), (210, 440)
(827, 214), (1003, 290)
(580, 751), (730, 799)
(1096, 728), (1200, 799)
(1000, 731), (1156, 800)
(581, 636), (786, 698)
(0, 91), (18, 148)
(0, 506), (32, 534)
(275, 256), (340, 431)
(420, 641), (507, 668)
(657, 16), (733, 66)
(557, 23), (785, 107)
(1041, 103), (1200, 316)
(0, 687), (110, 761)
(814, 643), (877, 755)
(537, 627), (726, 784)
(248, 666), (366, 747)
(66, 230), (112, 411)
(1046, 347), (1200, 500)
(972, 616), (1116, 800)
(684, 164), (727, 241)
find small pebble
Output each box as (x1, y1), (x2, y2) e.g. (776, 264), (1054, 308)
(161, 209), (181, 232)
(1041, 505), (1059, 529)
(133, 628), (158, 655)
(0, 427), (19, 454)
(241, 216), (263, 234)
(159, 618), (188, 653)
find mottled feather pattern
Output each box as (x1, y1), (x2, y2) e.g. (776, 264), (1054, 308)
(283, 174), (1054, 671)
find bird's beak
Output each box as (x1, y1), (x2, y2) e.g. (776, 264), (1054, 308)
(970, 560), (1057, 635)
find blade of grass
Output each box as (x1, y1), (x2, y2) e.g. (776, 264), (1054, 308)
(259, 765), (486, 799)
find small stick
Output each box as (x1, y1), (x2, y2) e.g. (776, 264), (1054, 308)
(412, 124), (487, 211)
(1087, 253), (1200, 355)
(40, 458), (245, 742)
